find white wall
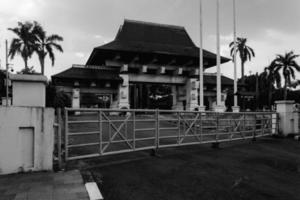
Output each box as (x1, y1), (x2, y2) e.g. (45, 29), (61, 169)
(186, 78), (198, 111)
(12, 82), (45, 107)
(118, 74), (130, 109)
(0, 106), (54, 175)
(276, 100), (299, 136)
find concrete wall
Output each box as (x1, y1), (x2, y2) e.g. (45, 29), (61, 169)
(0, 106), (54, 175)
(10, 74), (47, 107)
(12, 82), (46, 107)
(276, 100), (299, 136)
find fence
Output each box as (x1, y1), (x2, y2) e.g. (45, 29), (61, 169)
(55, 108), (278, 165)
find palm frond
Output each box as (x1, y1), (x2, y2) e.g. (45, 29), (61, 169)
(289, 67), (296, 80)
(291, 61), (300, 71)
(46, 45), (55, 66)
(7, 27), (22, 38)
(47, 34), (63, 42)
(248, 46), (255, 57)
(274, 73), (281, 88)
(8, 38), (22, 59)
(229, 41), (235, 47)
(48, 42), (63, 52)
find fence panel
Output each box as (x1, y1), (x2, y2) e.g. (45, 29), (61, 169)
(62, 108), (278, 161)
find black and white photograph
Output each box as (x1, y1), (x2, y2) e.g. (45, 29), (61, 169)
(0, 0), (300, 199)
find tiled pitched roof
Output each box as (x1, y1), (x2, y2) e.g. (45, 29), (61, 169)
(115, 19), (196, 48)
(86, 19), (230, 66)
(52, 66), (122, 81)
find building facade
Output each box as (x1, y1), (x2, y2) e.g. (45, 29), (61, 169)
(52, 19), (232, 110)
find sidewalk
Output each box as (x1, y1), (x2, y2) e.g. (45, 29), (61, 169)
(0, 170), (89, 200)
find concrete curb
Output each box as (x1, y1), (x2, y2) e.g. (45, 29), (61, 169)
(85, 182), (103, 200)
(81, 171), (104, 200)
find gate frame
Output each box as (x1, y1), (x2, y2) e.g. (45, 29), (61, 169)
(55, 108), (279, 167)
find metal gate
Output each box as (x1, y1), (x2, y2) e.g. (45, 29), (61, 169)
(55, 108), (278, 164)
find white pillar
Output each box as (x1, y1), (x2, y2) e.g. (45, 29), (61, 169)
(232, 0), (240, 113)
(171, 85), (178, 110)
(275, 100), (298, 136)
(118, 74), (130, 109)
(186, 78), (198, 111)
(198, 0), (205, 112)
(72, 88), (80, 108)
(215, 0), (225, 112)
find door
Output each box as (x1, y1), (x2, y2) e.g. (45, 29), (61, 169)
(20, 127), (34, 170)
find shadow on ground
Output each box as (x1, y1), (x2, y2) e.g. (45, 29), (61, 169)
(71, 137), (300, 200)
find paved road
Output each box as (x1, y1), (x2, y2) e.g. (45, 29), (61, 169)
(0, 170), (89, 200)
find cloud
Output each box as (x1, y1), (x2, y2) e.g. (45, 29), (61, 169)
(93, 34), (112, 44)
(75, 52), (85, 58)
(265, 29), (285, 41)
(220, 34), (233, 43)
(208, 34), (233, 44)
(0, 0), (46, 19)
(220, 44), (230, 57)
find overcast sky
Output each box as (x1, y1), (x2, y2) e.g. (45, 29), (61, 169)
(0, 0), (300, 79)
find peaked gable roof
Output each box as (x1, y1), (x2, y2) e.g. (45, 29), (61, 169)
(115, 19), (196, 47)
(52, 66), (122, 81)
(86, 19), (230, 66)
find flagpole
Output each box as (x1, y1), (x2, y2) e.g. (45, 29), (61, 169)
(5, 40), (9, 107)
(216, 0), (222, 108)
(199, 0), (205, 111)
(233, 0), (239, 112)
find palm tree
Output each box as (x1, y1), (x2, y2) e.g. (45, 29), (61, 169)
(271, 51), (300, 100)
(260, 63), (281, 108)
(33, 22), (63, 75)
(230, 37), (255, 82)
(8, 22), (36, 70)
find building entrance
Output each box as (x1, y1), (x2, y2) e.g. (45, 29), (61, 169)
(129, 83), (173, 109)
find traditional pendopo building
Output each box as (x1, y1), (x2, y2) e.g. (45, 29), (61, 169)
(52, 19), (233, 110)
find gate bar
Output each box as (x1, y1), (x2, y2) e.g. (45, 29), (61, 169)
(64, 109), (69, 161)
(57, 108), (62, 170)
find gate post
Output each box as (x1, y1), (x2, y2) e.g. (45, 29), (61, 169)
(156, 109), (159, 150)
(275, 100), (297, 136)
(57, 108), (62, 170)
(252, 113), (257, 141)
(212, 112), (220, 148)
(98, 110), (102, 155)
(151, 109), (160, 156)
(64, 108), (69, 161)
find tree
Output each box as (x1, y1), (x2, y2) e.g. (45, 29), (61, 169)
(238, 74), (260, 110)
(8, 21), (36, 70)
(46, 82), (71, 108)
(33, 22), (63, 75)
(260, 63), (281, 108)
(230, 37), (255, 82)
(271, 51), (300, 100)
